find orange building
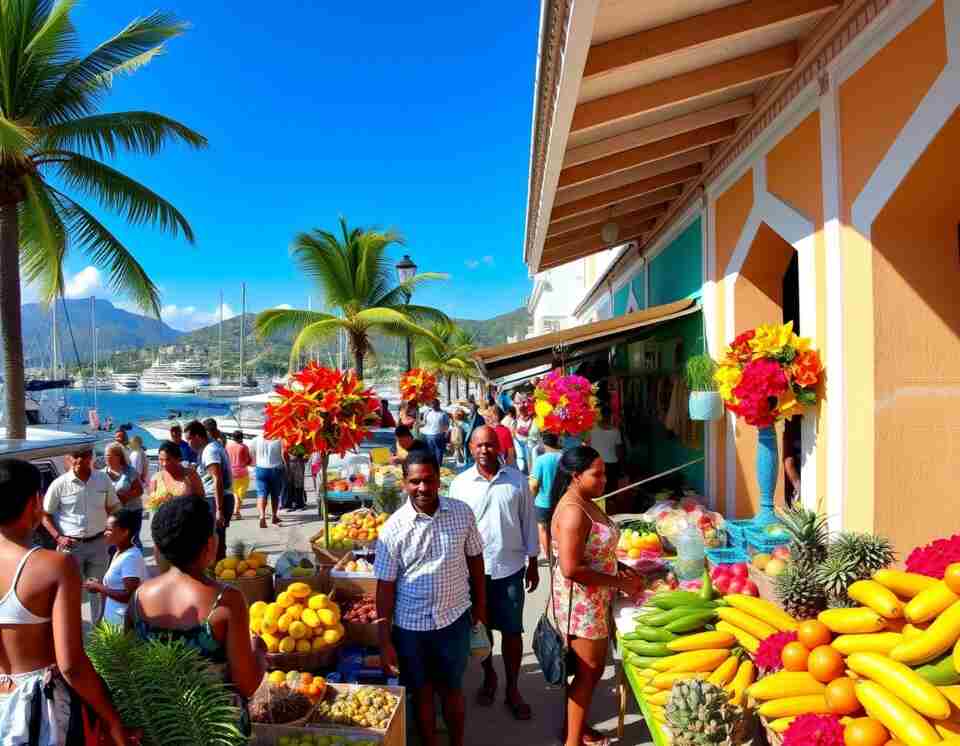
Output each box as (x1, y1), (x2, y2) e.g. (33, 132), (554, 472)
(520, 0), (960, 552)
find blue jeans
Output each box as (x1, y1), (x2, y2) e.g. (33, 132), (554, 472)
(255, 466), (285, 504)
(424, 434), (446, 466)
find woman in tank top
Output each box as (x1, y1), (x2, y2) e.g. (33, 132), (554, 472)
(0, 459), (135, 745)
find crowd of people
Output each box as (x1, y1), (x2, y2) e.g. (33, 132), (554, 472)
(0, 387), (636, 746)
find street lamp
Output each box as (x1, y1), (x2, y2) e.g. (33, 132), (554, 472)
(395, 254), (417, 371)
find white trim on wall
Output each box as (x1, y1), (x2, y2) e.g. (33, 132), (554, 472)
(643, 200), (704, 265)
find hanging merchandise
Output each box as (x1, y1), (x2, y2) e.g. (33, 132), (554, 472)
(532, 369), (600, 436)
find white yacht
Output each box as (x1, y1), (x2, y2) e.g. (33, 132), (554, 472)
(140, 358), (197, 394)
(112, 373), (139, 392)
(172, 358), (211, 385)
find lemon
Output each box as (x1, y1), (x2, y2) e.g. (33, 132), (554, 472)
(249, 601), (267, 618)
(219, 569), (237, 580)
(287, 582), (311, 599)
(261, 633), (280, 653)
(279, 636), (296, 654)
(317, 607), (339, 627)
(267, 670), (286, 686)
(275, 591), (294, 609)
(322, 627), (343, 645)
(308, 593), (329, 610)
(286, 603), (304, 621)
(235, 561), (249, 575)
(249, 617), (262, 635)
(296, 639), (312, 653)
(285, 670), (299, 685)
(261, 617), (278, 635)
(289, 621), (307, 640)
(221, 557), (239, 570)
(311, 637), (327, 652)
(301, 608), (321, 628)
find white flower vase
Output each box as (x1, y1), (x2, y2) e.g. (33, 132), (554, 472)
(688, 391), (723, 421)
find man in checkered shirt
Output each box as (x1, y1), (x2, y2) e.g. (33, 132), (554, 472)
(375, 448), (487, 746)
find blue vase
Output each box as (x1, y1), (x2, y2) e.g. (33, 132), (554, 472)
(688, 391), (722, 421)
(754, 425), (778, 527)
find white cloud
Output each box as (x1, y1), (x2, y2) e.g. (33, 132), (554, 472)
(64, 266), (106, 298)
(464, 259), (480, 269)
(273, 303), (293, 310)
(161, 303), (237, 331)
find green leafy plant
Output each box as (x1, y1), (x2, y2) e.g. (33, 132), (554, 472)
(371, 480), (403, 515)
(685, 354), (718, 392)
(86, 624), (247, 746)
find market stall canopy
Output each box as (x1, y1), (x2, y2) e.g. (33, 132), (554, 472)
(473, 299), (698, 379)
(525, 0), (842, 273)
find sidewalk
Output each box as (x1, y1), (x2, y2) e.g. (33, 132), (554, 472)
(124, 482), (655, 746)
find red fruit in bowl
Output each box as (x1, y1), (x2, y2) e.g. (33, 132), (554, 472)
(713, 575), (732, 593)
(710, 565), (730, 581)
(727, 577), (746, 594)
(772, 546), (791, 561)
(731, 563), (749, 579)
(741, 580), (759, 596)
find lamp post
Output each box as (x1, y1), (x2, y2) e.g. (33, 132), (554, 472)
(395, 254), (417, 371)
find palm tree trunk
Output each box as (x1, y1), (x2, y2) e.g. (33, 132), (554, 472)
(0, 203), (25, 438)
(446, 375), (452, 404)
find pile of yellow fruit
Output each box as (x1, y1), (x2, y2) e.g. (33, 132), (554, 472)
(250, 582), (345, 655)
(266, 669), (327, 702)
(330, 509), (388, 546)
(214, 550), (270, 580)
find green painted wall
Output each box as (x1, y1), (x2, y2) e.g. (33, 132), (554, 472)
(648, 218), (703, 307)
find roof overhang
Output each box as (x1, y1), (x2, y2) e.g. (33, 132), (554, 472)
(523, 0), (843, 273)
(473, 298), (698, 379)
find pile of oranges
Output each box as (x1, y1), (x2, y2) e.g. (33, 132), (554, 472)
(332, 509), (388, 545)
(266, 669), (327, 702)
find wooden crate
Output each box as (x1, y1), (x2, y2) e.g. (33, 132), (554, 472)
(308, 683), (405, 746)
(748, 565), (780, 606)
(336, 587), (379, 648)
(330, 553), (377, 597)
(251, 723), (383, 745)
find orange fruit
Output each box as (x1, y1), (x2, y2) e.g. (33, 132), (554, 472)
(798, 619), (833, 649)
(944, 562), (960, 594)
(781, 641), (811, 672)
(883, 742), (907, 746)
(825, 677), (860, 715)
(843, 717), (889, 746)
(809, 645), (845, 683)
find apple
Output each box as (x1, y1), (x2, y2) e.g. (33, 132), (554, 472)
(764, 558), (787, 577)
(751, 553), (771, 571)
(710, 565), (731, 581)
(727, 577), (746, 594)
(712, 574), (732, 594)
(730, 563), (749, 579)
(740, 580), (759, 596)
(772, 546), (791, 561)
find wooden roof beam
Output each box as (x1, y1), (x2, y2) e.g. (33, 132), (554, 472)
(571, 42), (797, 136)
(544, 210), (667, 251)
(563, 97), (754, 167)
(559, 120), (736, 189)
(541, 226), (654, 270)
(547, 186), (682, 236)
(584, 0), (838, 80)
(551, 164), (701, 222)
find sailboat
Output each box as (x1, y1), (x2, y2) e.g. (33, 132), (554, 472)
(198, 285), (259, 398)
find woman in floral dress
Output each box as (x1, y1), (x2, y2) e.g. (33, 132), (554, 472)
(551, 446), (644, 746)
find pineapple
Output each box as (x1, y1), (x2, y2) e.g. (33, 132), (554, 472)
(665, 679), (754, 745)
(829, 532), (895, 575)
(774, 561), (828, 619)
(778, 506), (829, 567)
(815, 551), (862, 608)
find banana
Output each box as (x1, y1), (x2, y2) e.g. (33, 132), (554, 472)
(846, 651), (951, 720)
(727, 660), (755, 706)
(715, 621), (760, 654)
(651, 648), (729, 673)
(855, 680), (942, 746)
(707, 656), (741, 687)
(905, 581), (959, 624)
(848, 579), (906, 619)
(650, 671), (707, 690)
(758, 695), (831, 718)
(747, 671), (826, 700)
(818, 607), (887, 634)
(723, 594), (798, 631)
(831, 632), (903, 656)
(873, 569), (939, 599)
(891, 599), (960, 666)
(666, 630), (735, 652)
(716, 607), (777, 640)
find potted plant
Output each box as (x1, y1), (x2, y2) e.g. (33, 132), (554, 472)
(686, 354), (722, 421)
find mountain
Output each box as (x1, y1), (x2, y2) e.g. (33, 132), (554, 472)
(455, 307), (529, 348)
(20, 298), (182, 367)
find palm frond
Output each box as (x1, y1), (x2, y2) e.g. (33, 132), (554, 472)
(50, 189), (160, 316)
(0, 115), (35, 161)
(291, 230), (357, 308)
(289, 318), (347, 367)
(24, 0), (76, 62)
(42, 111), (206, 158)
(19, 172), (66, 303)
(354, 307), (439, 343)
(51, 151), (195, 240)
(254, 308), (335, 341)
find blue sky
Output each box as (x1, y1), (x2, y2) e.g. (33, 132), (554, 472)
(36, 2), (539, 330)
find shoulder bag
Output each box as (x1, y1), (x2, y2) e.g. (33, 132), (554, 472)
(532, 532), (574, 687)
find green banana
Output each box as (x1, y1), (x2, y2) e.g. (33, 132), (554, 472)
(634, 607), (696, 627)
(700, 571), (715, 601)
(622, 640), (672, 657)
(624, 652), (667, 669)
(914, 651), (960, 686)
(623, 625), (677, 643)
(663, 609), (718, 633)
(646, 591), (718, 610)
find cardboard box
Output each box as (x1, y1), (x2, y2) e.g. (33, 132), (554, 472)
(330, 552), (377, 597)
(335, 588), (380, 648)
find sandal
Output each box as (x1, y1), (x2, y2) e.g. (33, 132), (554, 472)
(504, 697), (532, 721)
(476, 682), (497, 707)
(259, 518), (267, 529)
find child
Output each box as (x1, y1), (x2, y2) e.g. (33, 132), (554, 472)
(449, 410), (466, 465)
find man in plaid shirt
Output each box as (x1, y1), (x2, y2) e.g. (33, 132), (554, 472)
(375, 448), (487, 746)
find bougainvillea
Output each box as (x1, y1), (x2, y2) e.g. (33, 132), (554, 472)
(264, 363), (380, 457)
(399, 368), (438, 404)
(754, 630), (798, 673)
(781, 713), (844, 746)
(532, 370), (599, 436)
(715, 322), (823, 427)
(906, 534), (960, 578)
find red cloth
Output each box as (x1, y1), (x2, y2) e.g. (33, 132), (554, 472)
(379, 409), (397, 428)
(494, 424), (513, 455)
(225, 441), (252, 479)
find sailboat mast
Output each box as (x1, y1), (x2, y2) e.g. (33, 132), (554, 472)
(218, 290), (224, 383)
(51, 299), (57, 379)
(91, 296), (97, 412)
(240, 283), (245, 385)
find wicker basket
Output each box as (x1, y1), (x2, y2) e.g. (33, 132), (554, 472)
(274, 571), (330, 597)
(221, 569), (275, 606)
(265, 638), (344, 673)
(760, 716), (783, 745)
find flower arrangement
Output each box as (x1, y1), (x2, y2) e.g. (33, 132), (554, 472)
(754, 630), (797, 673)
(714, 322), (823, 427)
(781, 713), (843, 746)
(264, 363), (380, 457)
(399, 368), (438, 404)
(532, 369), (599, 436)
(906, 533), (960, 578)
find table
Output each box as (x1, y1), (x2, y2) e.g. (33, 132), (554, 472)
(615, 636), (671, 746)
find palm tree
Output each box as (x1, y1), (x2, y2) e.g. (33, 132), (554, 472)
(0, 4), (206, 437)
(451, 326), (481, 399)
(415, 321), (479, 403)
(255, 218), (447, 378)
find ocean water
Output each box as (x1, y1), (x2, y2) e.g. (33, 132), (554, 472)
(62, 389), (234, 447)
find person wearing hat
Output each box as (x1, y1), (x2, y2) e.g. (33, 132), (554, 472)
(226, 430), (252, 521)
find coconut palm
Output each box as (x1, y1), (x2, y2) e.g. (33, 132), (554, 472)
(255, 218), (447, 378)
(0, 3), (206, 436)
(415, 321), (479, 402)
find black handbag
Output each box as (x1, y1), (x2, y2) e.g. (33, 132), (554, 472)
(532, 540), (574, 687)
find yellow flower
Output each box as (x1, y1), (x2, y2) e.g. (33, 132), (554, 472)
(534, 400), (554, 418)
(775, 389), (800, 418)
(791, 334), (812, 353)
(714, 365), (742, 402)
(749, 322), (794, 358)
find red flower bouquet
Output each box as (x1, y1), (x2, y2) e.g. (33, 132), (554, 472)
(533, 370), (599, 436)
(399, 368), (438, 404)
(715, 322), (823, 427)
(264, 363), (380, 457)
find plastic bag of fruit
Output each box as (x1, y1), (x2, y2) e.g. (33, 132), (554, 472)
(643, 498), (726, 550)
(275, 528), (318, 578)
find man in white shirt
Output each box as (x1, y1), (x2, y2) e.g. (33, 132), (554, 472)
(251, 434), (286, 528)
(41, 447), (120, 622)
(449, 425), (539, 721)
(419, 399), (449, 468)
(587, 408), (625, 488)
